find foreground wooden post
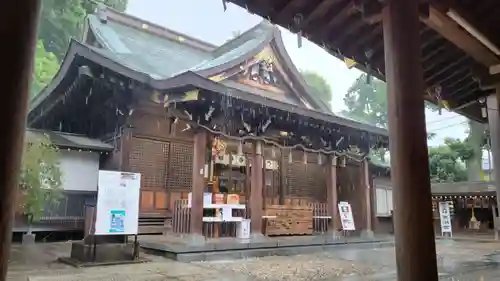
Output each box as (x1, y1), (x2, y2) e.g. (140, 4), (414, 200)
(190, 129), (207, 239)
(487, 91), (500, 239)
(250, 141), (264, 237)
(326, 156), (340, 237)
(0, 1), (41, 279)
(382, 0), (438, 280)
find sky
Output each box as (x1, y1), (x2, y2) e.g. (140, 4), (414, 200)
(126, 0), (470, 146)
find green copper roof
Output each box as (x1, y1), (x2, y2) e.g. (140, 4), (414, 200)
(87, 15), (272, 79)
(88, 15), (211, 79)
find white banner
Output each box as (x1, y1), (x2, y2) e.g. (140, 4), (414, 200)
(439, 201), (453, 236)
(338, 201), (356, 231)
(95, 171), (141, 235)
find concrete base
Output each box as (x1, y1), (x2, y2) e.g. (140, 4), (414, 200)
(22, 233), (36, 245)
(361, 230), (375, 239)
(328, 231), (343, 240)
(141, 235), (393, 262)
(250, 233), (266, 241)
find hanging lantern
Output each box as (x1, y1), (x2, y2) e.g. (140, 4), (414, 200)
(288, 149), (293, 164)
(340, 157), (347, 167)
(237, 141), (243, 155)
(271, 146), (276, 158)
(318, 153), (322, 165)
(303, 151), (307, 164)
(293, 14), (304, 48)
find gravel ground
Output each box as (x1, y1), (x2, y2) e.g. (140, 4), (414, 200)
(195, 253), (386, 281)
(8, 240), (500, 281)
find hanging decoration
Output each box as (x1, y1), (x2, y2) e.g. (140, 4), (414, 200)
(343, 57), (357, 69)
(61, 147), (110, 155)
(293, 13), (304, 48)
(365, 50), (374, 84)
(173, 119), (371, 162)
(317, 153), (323, 165)
(303, 151), (307, 165)
(429, 85), (449, 115)
(479, 96), (487, 118)
(288, 149), (293, 164)
(211, 137), (227, 160)
(237, 140), (243, 155)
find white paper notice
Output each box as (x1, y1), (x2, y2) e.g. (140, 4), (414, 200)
(95, 171), (141, 235)
(338, 201), (356, 231)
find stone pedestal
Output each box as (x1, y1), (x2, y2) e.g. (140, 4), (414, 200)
(21, 234), (35, 245)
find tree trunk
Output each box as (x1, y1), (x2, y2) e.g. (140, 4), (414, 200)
(466, 120), (485, 181)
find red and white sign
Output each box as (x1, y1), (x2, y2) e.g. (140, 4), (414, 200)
(338, 201), (356, 231)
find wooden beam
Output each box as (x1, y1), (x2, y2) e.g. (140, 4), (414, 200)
(421, 6), (500, 67)
(0, 1), (41, 279)
(302, 0), (341, 27)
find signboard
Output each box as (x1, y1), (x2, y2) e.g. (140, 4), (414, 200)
(338, 201), (356, 231)
(439, 201), (453, 236)
(95, 171), (141, 235)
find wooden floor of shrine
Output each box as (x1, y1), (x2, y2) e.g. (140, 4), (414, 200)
(139, 234), (393, 262)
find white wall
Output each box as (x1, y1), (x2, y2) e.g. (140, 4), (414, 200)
(59, 150), (100, 192)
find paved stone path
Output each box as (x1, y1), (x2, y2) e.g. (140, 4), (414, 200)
(7, 239), (500, 280)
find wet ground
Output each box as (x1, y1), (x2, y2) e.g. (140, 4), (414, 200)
(8, 239), (500, 280)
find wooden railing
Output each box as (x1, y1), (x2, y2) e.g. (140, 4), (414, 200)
(170, 199), (247, 238)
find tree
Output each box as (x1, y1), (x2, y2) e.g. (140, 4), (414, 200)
(301, 70), (332, 107)
(38, 0), (129, 60)
(32, 41), (60, 97)
(32, 0), (129, 98)
(464, 120), (485, 181)
(428, 139), (468, 182)
(342, 73), (388, 128)
(19, 135), (63, 235)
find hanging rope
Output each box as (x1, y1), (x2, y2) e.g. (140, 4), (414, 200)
(192, 121), (367, 162)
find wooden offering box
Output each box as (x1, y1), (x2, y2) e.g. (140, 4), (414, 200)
(263, 204), (313, 236)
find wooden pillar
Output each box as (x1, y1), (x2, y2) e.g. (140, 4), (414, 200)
(278, 149), (286, 205)
(190, 129), (207, 236)
(362, 159), (373, 235)
(487, 92), (500, 238)
(250, 140), (264, 236)
(0, 1), (40, 279)
(326, 156), (339, 234)
(382, 0), (438, 280)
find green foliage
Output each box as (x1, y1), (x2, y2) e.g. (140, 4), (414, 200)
(19, 135), (63, 222)
(428, 143), (468, 182)
(443, 138), (474, 162)
(32, 41), (60, 97)
(301, 70), (332, 107)
(38, 0), (128, 60)
(33, 0), (129, 97)
(341, 74), (388, 128)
